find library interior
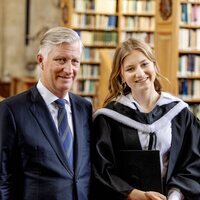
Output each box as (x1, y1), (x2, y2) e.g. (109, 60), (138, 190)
(0, 0), (200, 117)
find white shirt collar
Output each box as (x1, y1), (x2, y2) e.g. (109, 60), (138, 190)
(36, 80), (70, 106)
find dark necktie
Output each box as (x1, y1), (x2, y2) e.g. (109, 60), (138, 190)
(55, 99), (73, 169)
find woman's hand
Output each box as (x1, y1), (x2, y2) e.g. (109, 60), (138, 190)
(145, 191), (166, 200)
(128, 189), (166, 200)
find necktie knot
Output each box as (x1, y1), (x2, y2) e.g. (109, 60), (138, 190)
(55, 99), (66, 108)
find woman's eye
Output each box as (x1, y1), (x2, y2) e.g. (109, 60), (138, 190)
(126, 67), (134, 72)
(142, 62), (150, 67)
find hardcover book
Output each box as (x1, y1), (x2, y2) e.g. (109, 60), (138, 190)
(119, 150), (163, 193)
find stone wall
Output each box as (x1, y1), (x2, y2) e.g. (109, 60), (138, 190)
(0, 0), (61, 79)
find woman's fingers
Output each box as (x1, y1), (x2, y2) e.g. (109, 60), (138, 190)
(145, 191), (166, 200)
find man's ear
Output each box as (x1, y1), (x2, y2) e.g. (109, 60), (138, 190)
(37, 54), (44, 69)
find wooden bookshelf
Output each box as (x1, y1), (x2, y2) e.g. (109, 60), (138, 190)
(96, 49), (114, 109)
(61, 0), (200, 116)
(155, 0), (200, 117)
(10, 76), (37, 96)
(0, 81), (11, 98)
(61, 0), (156, 109)
(120, 0), (156, 46)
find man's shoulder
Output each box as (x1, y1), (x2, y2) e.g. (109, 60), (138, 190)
(69, 92), (92, 106)
(0, 88), (34, 109)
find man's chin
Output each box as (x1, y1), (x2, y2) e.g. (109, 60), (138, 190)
(60, 84), (72, 92)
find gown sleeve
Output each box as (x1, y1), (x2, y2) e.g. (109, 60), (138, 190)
(92, 114), (133, 200)
(167, 108), (200, 200)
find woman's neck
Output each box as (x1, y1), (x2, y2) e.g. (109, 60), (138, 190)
(132, 90), (160, 113)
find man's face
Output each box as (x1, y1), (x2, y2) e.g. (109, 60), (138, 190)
(39, 42), (81, 98)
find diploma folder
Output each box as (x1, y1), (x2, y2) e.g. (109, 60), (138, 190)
(119, 150), (163, 193)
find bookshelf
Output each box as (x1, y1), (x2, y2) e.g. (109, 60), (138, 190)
(155, 0), (200, 117)
(96, 49), (114, 109)
(61, 0), (156, 109)
(120, 0), (156, 46)
(10, 77), (37, 96)
(178, 0), (200, 116)
(0, 81), (11, 98)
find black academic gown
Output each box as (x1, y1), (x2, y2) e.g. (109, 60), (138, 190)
(92, 94), (200, 200)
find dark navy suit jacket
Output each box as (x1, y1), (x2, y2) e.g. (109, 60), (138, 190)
(0, 86), (92, 200)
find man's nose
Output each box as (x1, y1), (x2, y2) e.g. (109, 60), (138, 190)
(63, 60), (73, 73)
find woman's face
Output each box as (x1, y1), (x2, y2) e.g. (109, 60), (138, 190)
(121, 50), (156, 94)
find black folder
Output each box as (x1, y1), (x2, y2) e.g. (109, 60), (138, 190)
(119, 150), (163, 193)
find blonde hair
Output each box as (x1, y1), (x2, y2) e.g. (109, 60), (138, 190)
(104, 38), (163, 106)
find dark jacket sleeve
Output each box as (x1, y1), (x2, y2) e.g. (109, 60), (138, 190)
(167, 109), (200, 200)
(0, 102), (23, 200)
(92, 115), (133, 200)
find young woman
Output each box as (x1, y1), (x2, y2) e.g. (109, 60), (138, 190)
(92, 38), (200, 200)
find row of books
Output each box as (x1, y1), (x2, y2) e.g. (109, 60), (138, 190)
(121, 32), (154, 46)
(77, 64), (99, 78)
(186, 0), (200, 3)
(179, 28), (200, 50)
(180, 3), (200, 25)
(76, 31), (118, 46)
(72, 14), (117, 29)
(73, 0), (95, 11)
(74, 0), (116, 14)
(179, 79), (200, 99)
(122, 0), (155, 14)
(121, 16), (155, 31)
(178, 54), (200, 76)
(73, 80), (97, 94)
(189, 104), (200, 119)
(73, 0), (156, 14)
(82, 48), (100, 62)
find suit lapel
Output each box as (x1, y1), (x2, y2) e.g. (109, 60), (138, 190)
(29, 87), (73, 175)
(69, 94), (84, 176)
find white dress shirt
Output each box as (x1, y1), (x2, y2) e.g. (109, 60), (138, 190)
(36, 80), (74, 136)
